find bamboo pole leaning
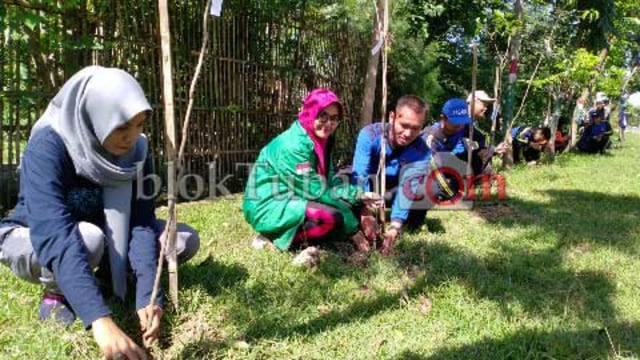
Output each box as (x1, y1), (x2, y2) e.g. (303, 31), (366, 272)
(377, 0), (390, 242)
(149, 0), (212, 322)
(466, 43), (477, 186)
(155, 0), (179, 311)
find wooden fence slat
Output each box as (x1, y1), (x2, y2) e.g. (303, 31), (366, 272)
(1, 0), (368, 213)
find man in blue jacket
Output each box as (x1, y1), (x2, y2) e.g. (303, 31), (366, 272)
(578, 107), (613, 154)
(422, 98), (474, 202)
(351, 95), (430, 254)
(510, 125), (551, 163)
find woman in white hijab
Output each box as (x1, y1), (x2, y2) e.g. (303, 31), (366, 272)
(0, 66), (199, 359)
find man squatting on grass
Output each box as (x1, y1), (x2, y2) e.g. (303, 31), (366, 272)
(422, 98), (476, 202)
(0, 66), (200, 360)
(465, 90), (497, 175)
(577, 107), (613, 154)
(506, 125), (552, 163)
(350, 95), (431, 255)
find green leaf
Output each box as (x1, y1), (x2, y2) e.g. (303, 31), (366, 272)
(0, 5), (7, 23)
(22, 12), (41, 31)
(581, 9), (600, 22)
(9, 30), (28, 42)
(19, 63), (28, 80)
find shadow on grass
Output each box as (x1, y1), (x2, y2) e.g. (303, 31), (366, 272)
(177, 190), (633, 346)
(228, 273), (428, 341)
(179, 255), (250, 296)
(391, 321), (640, 359)
(222, 239), (617, 343)
(214, 237), (617, 343)
(424, 217), (446, 234)
(397, 240), (617, 322)
(475, 190), (640, 253)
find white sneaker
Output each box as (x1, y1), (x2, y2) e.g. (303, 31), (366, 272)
(251, 235), (272, 250)
(292, 246), (321, 267)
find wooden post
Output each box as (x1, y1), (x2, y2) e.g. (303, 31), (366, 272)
(157, 0), (179, 309)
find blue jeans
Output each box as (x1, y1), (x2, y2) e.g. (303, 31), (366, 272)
(0, 220), (199, 289)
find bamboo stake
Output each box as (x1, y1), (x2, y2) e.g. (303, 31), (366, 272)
(377, 0), (390, 239)
(156, 0), (179, 310)
(149, 0), (213, 320)
(466, 43), (477, 185)
(490, 65), (500, 145)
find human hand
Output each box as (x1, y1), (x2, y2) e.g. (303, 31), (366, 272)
(380, 223), (401, 256)
(351, 230), (371, 253)
(361, 192), (383, 210)
(137, 304), (163, 348)
(479, 149), (491, 163)
(494, 142), (508, 155)
(92, 316), (147, 360)
(360, 214), (378, 242)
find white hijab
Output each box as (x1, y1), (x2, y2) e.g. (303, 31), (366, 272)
(31, 66), (152, 300)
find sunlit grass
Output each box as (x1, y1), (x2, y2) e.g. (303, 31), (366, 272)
(1, 134), (639, 359)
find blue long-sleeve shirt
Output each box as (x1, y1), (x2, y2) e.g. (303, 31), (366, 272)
(511, 126), (534, 151)
(584, 122), (613, 138)
(1, 126), (160, 328)
(351, 123), (430, 223)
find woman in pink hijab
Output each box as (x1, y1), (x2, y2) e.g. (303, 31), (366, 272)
(243, 89), (379, 261)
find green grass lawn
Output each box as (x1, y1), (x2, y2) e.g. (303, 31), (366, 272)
(2, 135), (640, 359)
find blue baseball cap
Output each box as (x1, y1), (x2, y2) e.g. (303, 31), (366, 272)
(442, 98), (471, 125)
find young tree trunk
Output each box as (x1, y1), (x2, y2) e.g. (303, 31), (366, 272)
(567, 89), (587, 151)
(360, 0), (384, 126)
(547, 87), (563, 161)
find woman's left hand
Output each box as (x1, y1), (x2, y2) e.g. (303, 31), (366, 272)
(137, 304), (164, 348)
(360, 214), (378, 241)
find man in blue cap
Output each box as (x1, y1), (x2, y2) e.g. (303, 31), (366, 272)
(423, 98), (472, 156)
(422, 98), (474, 202)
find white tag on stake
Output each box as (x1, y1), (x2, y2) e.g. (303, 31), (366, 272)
(371, 31), (384, 55)
(211, 0), (223, 16)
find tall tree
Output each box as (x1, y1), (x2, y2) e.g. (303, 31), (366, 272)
(360, 0), (384, 125)
(500, 0), (524, 168)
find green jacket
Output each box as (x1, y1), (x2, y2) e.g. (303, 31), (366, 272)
(243, 121), (362, 250)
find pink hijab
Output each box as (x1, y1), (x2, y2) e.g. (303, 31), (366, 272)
(297, 88), (344, 177)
